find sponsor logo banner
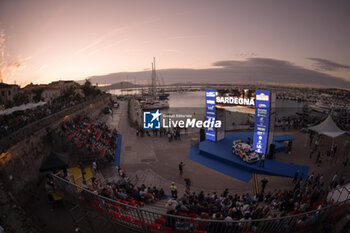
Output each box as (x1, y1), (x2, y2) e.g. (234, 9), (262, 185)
(205, 89), (217, 141)
(253, 90), (270, 154)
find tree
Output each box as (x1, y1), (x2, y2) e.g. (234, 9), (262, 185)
(62, 86), (75, 101)
(83, 79), (93, 97)
(83, 79), (101, 97)
(13, 92), (29, 105)
(32, 88), (44, 102)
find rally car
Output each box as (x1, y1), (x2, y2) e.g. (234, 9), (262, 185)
(232, 140), (259, 163)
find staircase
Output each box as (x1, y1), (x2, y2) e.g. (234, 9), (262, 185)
(140, 198), (169, 215)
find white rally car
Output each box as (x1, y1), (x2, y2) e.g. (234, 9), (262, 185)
(232, 140), (260, 163)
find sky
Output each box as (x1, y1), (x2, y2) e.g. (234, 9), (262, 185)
(0, 0), (349, 87)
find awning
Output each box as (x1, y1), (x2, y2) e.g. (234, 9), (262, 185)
(308, 115), (345, 138)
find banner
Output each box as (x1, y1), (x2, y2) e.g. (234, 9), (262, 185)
(253, 90), (271, 154)
(205, 89), (216, 141)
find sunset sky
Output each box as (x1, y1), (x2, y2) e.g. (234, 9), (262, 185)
(0, 0), (349, 87)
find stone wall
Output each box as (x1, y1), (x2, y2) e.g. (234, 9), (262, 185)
(0, 95), (110, 203)
(130, 98), (142, 127)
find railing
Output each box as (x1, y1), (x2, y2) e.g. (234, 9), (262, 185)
(51, 174), (350, 233)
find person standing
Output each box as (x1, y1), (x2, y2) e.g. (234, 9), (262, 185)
(261, 178), (268, 193)
(259, 154), (265, 168)
(92, 160), (97, 176)
(331, 172), (338, 189)
(293, 170), (299, 184)
(167, 131), (172, 142)
(287, 140), (293, 154)
(332, 144), (338, 157)
(184, 177), (191, 189)
(309, 132), (314, 146)
(309, 148), (315, 159)
(170, 182), (177, 198)
(314, 138), (319, 151)
(178, 162), (185, 176)
(315, 151), (321, 164)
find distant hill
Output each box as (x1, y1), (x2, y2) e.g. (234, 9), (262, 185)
(78, 58), (350, 89)
(98, 81), (140, 91)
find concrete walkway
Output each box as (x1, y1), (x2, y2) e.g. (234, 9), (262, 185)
(104, 100), (350, 197)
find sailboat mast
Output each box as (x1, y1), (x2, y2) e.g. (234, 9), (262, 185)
(151, 57), (157, 97)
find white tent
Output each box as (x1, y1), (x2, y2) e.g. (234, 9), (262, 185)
(309, 115), (345, 138)
(327, 182), (350, 202)
(0, 101), (47, 116)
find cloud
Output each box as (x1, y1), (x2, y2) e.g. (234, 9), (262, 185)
(0, 30), (27, 81)
(234, 53), (259, 58)
(88, 39), (127, 55)
(35, 65), (48, 73)
(75, 18), (160, 55)
(167, 35), (197, 40)
(308, 57), (350, 71)
(213, 58), (293, 68)
(83, 57), (350, 89)
(75, 27), (128, 55)
(163, 49), (181, 53)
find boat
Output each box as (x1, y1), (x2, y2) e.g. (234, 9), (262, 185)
(141, 100), (169, 110)
(309, 101), (332, 113)
(140, 58), (169, 110)
(158, 93), (169, 100)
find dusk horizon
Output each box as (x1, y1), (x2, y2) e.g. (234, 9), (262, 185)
(1, 1), (350, 232)
(1, 0), (350, 88)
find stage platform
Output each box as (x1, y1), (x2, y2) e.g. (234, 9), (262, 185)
(187, 132), (309, 183)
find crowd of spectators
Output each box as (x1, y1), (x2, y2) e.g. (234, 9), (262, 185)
(162, 172), (339, 231)
(56, 114), (118, 161)
(78, 166), (166, 206)
(0, 99), (82, 140)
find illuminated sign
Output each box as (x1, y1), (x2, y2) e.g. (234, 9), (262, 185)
(215, 89), (256, 114)
(205, 89), (216, 141)
(216, 96), (255, 106)
(253, 90), (270, 154)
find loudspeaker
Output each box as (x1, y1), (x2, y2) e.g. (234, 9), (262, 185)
(200, 128), (206, 142)
(268, 144), (275, 159)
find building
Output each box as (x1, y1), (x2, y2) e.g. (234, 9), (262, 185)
(49, 80), (76, 94)
(0, 82), (20, 106)
(49, 80), (84, 98)
(22, 83), (47, 102)
(41, 87), (60, 103)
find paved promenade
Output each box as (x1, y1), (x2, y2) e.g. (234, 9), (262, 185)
(104, 100), (350, 196)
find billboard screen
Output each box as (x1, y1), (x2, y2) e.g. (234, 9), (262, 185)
(216, 89), (255, 114)
(205, 89), (216, 141)
(253, 90), (271, 154)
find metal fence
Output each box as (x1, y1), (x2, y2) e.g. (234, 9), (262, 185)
(51, 174), (350, 233)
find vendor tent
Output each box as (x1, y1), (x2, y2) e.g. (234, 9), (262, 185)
(309, 115), (345, 138)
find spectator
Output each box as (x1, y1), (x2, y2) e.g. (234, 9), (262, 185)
(178, 161), (184, 176)
(259, 154), (265, 168)
(92, 160), (97, 176)
(293, 170), (299, 184)
(261, 177), (268, 193)
(170, 182), (177, 198)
